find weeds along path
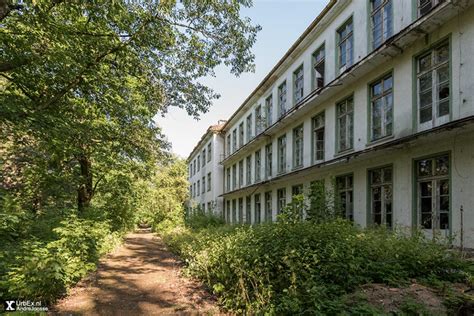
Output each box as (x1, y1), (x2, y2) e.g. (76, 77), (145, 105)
(52, 230), (220, 315)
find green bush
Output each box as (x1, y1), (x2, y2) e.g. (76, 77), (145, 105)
(0, 214), (121, 302)
(161, 219), (472, 314)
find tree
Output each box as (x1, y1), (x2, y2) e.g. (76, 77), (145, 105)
(0, 0), (260, 212)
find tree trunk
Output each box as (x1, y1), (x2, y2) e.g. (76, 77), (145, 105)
(77, 153), (93, 213)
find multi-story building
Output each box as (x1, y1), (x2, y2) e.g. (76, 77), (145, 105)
(186, 121), (226, 215)
(188, 0), (474, 248)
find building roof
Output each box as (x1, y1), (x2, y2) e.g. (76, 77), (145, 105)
(221, 0), (338, 131)
(187, 121), (226, 162)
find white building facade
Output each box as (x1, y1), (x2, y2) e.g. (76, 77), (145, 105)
(216, 0), (474, 248)
(187, 122), (226, 216)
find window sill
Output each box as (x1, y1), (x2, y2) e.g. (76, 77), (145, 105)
(366, 135), (395, 147)
(334, 148), (354, 158)
(292, 165), (304, 171)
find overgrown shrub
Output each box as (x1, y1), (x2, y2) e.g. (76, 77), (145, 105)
(161, 219), (472, 314)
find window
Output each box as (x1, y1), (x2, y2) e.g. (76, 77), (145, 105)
(207, 202), (212, 213)
(278, 81), (287, 118)
(255, 105), (263, 135)
(238, 198), (244, 224)
(226, 200), (231, 223)
(246, 196), (252, 224)
(246, 114), (253, 142)
(416, 154), (450, 230)
(312, 112), (325, 162)
(418, 0), (444, 17)
(277, 188), (287, 214)
(226, 135), (231, 157)
(265, 95), (273, 128)
(238, 160), (244, 188)
(189, 185), (192, 198)
(238, 122), (244, 148)
(337, 18), (354, 72)
(294, 66), (304, 103)
(232, 129), (237, 153)
(265, 143), (273, 179)
(369, 166), (393, 227)
(232, 164), (237, 190)
(207, 172), (211, 192)
(202, 176), (205, 194)
(336, 174), (353, 221)
(193, 183), (196, 197)
(226, 167), (231, 192)
(197, 155), (200, 171)
(246, 155), (252, 185)
(277, 135), (287, 173)
(337, 96), (354, 152)
(265, 191), (272, 222)
(313, 44), (325, 90)
(232, 199), (237, 224)
(197, 180), (200, 196)
(370, 74), (393, 141)
(309, 179), (325, 213)
(207, 143), (212, 162)
(255, 150), (261, 182)
(202, 149), (206, 167)
(416, 41), (450, 129)
(254, 193), (261, 224)
(202, 203), (205, 212)
(371, 0), (392, 49)
(292, 184), (303, 196)
(293, 125), (304, 168)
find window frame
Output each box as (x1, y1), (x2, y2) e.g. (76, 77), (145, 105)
(207, 143), (212, 162)
(265, 143), (273, 179)
(312, 43), (325, 91)
(246, 114), (253, 143)
(254, 193), (261, 224)
(238, 122), (244, 148)
(255, 104), (263, 135)
(207, 172), (211, 192)
(368, 72), (394, 142)
(238, 159), (244, 188)
(367, 165), (393, 228)
(246, 155), (252, 185)
(246, 196), (252, 224)
(265, 95), (273, 128)
(336, 16), (354, 73)
(255, 149), (261, 182)
(277, 134), (287, 174)
(278, 81), (287, 118)
(335, 173), (354, 221)
(336, 95), (354, 153)
(370, 0), (393, 50)
(292, 125), (304, 169)
(277, 188), (287, 214)
(293, 64), (304, 104)
(265, 191), (272, 222)
(311, 111), (325, 163)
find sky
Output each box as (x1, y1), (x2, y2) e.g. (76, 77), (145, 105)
(155, 0), (328, 159)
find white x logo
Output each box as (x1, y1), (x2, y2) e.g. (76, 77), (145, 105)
(5, 301), (15, 311)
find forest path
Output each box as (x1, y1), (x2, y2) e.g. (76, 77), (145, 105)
(52, 230), (220, 315)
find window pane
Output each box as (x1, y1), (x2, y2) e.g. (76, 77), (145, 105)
(436, 44), (449, 64)
(419, 53), (432, 72)
(435, 156), (449, 175)
(420, 181), (432, 196)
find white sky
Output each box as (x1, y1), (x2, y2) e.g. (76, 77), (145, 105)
(155, 0), (327, 158)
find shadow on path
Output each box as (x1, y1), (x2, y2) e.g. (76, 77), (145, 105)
(52, 231), (220, 315)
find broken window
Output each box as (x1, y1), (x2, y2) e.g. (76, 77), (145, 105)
(277, 188), (287, 214)
(265, 143), (273, 179)
(294, 66), (304, 103)
(418, 0), (444, 17)
(416, 154), (450, 230)
(371, 0), (393, 49)
(417, 42), (450, 127)
(255, 149), (261, 182)
(265, 191), (272, 222)
(246, 114), (253, 142)
(238, 198), (244, 224)
(278, 81), (287, 118)
(312, 112), (325, 161)
(336, 174), (353, 221)
(254, 193), (261, 224)
(369, 166), (393, 227)
(265, 95), (273, 127)
(293, 125), (304, 168)
(238, 122), (244, 148)
(337, 96), (354, 152)
(337, 18), (354, 72)
(277, 134), (287, 173)
(313, 44), (325, 90)
(246, 196), (252, 224)
(370, 74), (393, 141)
(246, 155), (252, 185)
(255, 105), (263, 135)
(238, 160), (243, 188)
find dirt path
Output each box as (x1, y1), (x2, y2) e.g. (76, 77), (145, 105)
(52, 231), (220, 315)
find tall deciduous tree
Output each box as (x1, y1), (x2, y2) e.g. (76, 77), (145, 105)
(0, 0), (260, 212)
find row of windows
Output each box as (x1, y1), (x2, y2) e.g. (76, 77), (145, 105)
(224, 153), (450, 231)
(189, 172), (212, 198)
(225, 39), (450, 193)
(224, 0), (444, 159)
(189, 142), (212, 177)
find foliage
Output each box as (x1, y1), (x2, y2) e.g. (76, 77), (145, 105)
(161, 220), (472, 314)
(185, 206), (225, 230)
